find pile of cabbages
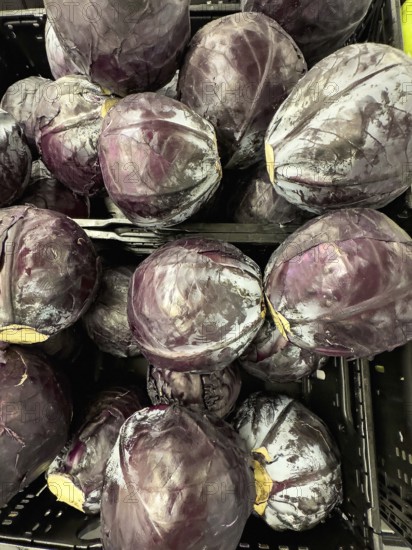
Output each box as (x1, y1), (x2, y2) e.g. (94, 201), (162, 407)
(0, 0), (411, 548)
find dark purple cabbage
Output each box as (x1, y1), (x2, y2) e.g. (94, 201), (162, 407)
(264, 208), (412, 359)
(242, 0), (373, 66)
(128, 238), (265, 372)
(101, 405), (254, 550)
(232, 163), (307, 224)
(45, 19), (82, 80)
(0, 345), (72, 507)
(47, 387), (147, 514)
(178, 13), (306, 169)
(0, 206), (100, 344)
(44, 0), (190, 96)
(0, 76), (51, 151)
(147, 362), (242, 418)
(265, 43), (412, 213)
(239, 319), (327, 383)
(233, 392), (342, 531)
(19, 160), (90, 218)
(0, 109), (31, 207)
(83, 267), (140, 358)
(35, 75), (119, 196)
(98, 93), (222, 227)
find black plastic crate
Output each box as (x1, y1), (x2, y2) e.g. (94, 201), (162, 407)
(0, 238), (384, 550)
(370, 344), (412, 547)
(0, 354), (380, 550)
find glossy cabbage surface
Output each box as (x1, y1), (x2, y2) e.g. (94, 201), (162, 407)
(19, 160), (90, 218)
(178, 13), (306, 169)
(265, 44), (412, 213)
(0, 109), (31, 206)
(45, 19), (82, 80)
(35, 75), (118, 196)
(101, 405), (254, 549)
(242, 0), (373, 65)
(83, 267), (140, 358)
(264, 208), (412, 358)
(44, 0), (190, 96)
(232, 163), (306, 225)
(99, 93), (222, 227)
(47, 387), (147, 514)
(128, 237), (265, 372)
(1, 76), (51, 151)
(147, 362), (242, 418)
(0, 345), (72, 506)
(233, 392), (342, 530)
(0, 205), (100, 341)
(239, 319), (326, 383)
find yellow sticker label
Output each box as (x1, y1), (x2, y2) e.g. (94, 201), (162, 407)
(402, 0), (412, 57)
(0, 325), (49, 344)
(260, 295), (267, 319)
(254, 447), (273, 463)
(48, 474), (85, 514)
(265, 300), (290, 339)
(265, 141), (275, 184)
(101, 97), (120, 118)
(252, 447), (274, 516)
(252, 459), (273, 515)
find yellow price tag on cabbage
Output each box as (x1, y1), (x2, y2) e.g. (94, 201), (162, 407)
(402, 0), (412, 57)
